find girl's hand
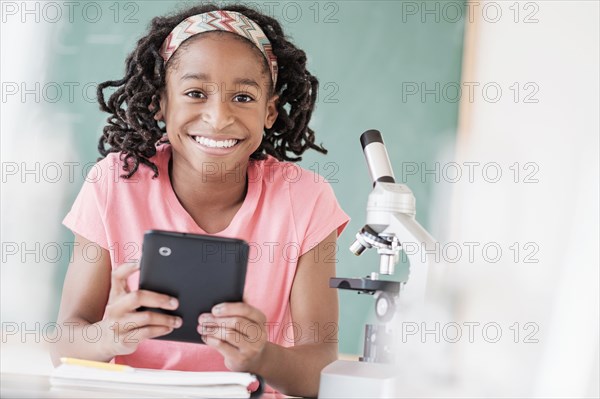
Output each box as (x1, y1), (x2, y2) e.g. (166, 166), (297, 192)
(198, 302), (268, 373)
(99, 262), (182, 357)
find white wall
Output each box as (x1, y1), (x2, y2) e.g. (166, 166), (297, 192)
(390, 1), (598, 397)
(1, 14), (74, 375)
(446, 1), (599, 397)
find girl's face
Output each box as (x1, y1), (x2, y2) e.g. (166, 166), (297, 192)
(156, 32), (278, 175)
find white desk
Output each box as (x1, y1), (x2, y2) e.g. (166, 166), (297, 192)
(2, 373), (145, 398)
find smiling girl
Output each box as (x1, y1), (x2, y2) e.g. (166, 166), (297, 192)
(52, 4), (349, 397)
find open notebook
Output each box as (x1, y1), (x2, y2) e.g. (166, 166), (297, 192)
(50, 358), (261, 398)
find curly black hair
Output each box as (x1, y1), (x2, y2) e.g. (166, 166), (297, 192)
(96, 2), (327, 178)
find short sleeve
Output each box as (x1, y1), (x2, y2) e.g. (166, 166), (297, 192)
(289, 167), (350, 256)
(62, 160), (110, 249)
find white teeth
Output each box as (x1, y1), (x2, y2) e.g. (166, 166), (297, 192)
(194, 136), (238, 148)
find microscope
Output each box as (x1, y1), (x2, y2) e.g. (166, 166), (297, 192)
(319, 130), (438, 398)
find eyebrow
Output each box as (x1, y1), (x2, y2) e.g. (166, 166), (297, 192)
(180, 72), (209, 82)
(180, 73), (261, 88)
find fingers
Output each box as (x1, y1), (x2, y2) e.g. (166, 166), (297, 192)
(200, 324), (266, 373)
(132, 325), (176, 342)
(122, 290), (179, 311)
(201, 334), (240, 361)
(106, 290), (177, 319)
(110, 263), (140, 296)
(198, 317), (259, 341)
(210, 302), (266, 325)
(196, 303), (268, 373)
(106, 309), (181, 354)
(102, 263), (183, 356)
(107, 310), (181, 353)
(125, 311), (182, 330)
(198, 303), (267, 347)
(108, 264), (177, 316)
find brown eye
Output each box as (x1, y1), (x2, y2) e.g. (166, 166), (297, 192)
(233, 94), (253, 103)
(186, 91), (206, 99)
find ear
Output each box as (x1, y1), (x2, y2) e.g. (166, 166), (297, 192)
(150, 93), (165, 121)
(153, 108), (164, 121)
(264, 94), (279, 129)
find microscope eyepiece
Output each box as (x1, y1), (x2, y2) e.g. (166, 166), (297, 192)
(359, 129), (384, 149)
(360, 130), (395, 185)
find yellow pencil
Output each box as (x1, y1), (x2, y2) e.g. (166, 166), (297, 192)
(60, 357), (134, 372)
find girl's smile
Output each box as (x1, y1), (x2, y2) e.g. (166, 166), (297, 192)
(189, 134), (240, 155)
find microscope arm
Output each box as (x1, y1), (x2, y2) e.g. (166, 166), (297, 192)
(381, 213), (437, 303)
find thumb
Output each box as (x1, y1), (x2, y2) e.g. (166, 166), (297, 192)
(110, 262), (140, 297)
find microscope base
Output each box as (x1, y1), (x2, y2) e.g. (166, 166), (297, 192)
(318, 360), (400, 398)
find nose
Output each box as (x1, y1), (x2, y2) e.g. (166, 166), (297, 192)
(200, 97), (235, 131)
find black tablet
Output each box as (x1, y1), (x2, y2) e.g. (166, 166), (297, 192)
(138, 230), (249, 344)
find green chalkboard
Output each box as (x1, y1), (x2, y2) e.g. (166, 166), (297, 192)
(49, 0), (464, 355)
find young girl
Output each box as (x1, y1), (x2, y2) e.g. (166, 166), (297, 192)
(52, 3), (349, 397)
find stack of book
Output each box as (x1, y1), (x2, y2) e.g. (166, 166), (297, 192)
(50, 358), (260, 398)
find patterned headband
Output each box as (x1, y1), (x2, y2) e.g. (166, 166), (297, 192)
(160, 11), (278, 86)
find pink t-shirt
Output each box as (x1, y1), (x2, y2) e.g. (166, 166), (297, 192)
(63, 144), (349, 372)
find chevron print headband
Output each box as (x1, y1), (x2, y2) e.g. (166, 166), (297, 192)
(160, 11), (278, 86)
